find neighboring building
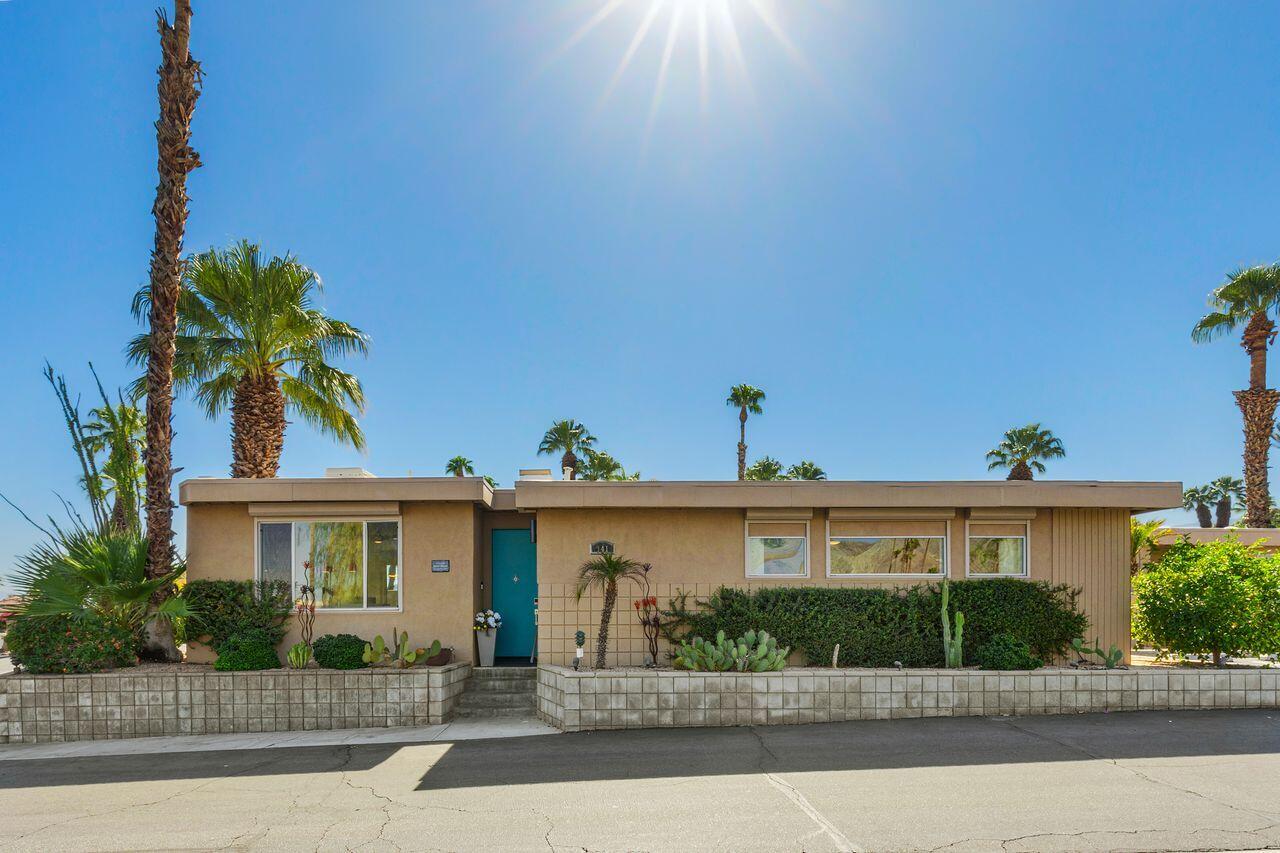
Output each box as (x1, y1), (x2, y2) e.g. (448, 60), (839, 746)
(180, 473), (1181, 667)
(1151, 527), (1280, 559)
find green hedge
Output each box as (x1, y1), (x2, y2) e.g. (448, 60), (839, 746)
(313, 633), (369, 669)
(213, 629), (282, 671)
(184, 580), (293, 653)
(664, 580), (1086, 667)
(5, 613), (137, 674)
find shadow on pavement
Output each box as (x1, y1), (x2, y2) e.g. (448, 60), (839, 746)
(1, 710), (1276, 791)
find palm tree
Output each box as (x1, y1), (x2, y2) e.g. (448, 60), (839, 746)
(537, 419), (595, 479)
(128, 241), (370, 479)
(745, 456), (786, 481)
(483, 475), (499, 489)
(1130, 517), (1172, 575)
(579, 450), (640, 481)
(726, 384), (766, 480)
(984, 424), (1066, 481)
(1182, 485), (1214, 529)
(787, 460), (827, 481)
(82, 397), (146, 535)
(140, 0), (201, 661)
(1192, 263), (1280, 527)
(574, 553), (645, 668)
(1207, 476), (1245, 528)
(445, 456), (474, 477)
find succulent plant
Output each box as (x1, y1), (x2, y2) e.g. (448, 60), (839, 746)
(673, 629), (789, 672)
(941, 578), (965, 669)
(362, 634), (388, 665)
(286, 641), (312, 670)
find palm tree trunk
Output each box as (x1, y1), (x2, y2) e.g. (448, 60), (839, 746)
(141, 0), (201, 662)
(1235, 388), (1280, 527)
(1243, 312), (1273, 392)
(594, 581), (617, 669)
(1196, 503), (1213, 529)
(1214, 498), (1232, 528)
(561, 451), (577, 480)
(230, 374), (287, 478)
(737, 409), (747, 480)
(1007, 461), (1034, 481)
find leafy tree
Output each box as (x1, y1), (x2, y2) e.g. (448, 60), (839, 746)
(744, 456), (786, 481)
(1192, 263), (1280, 527)
(445, 456), (474, 477)
(985, 424), (1066, 481)
(786, 460), (826, 481)
(537, 419), (596, 480)
(1182, 485), (1215, 529)
(574, 554), (646, 668)
(725, 384), (765, 480)
(1130, 517), (1171, 575)
(139, 0), (202, 661)
(1207, 476), (1245, 528)
(128, 241), (370, 479)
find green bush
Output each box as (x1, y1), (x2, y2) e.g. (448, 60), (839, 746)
(5, 613), (136, 674)
(1134, 538), (1280, 662)
(184, 580), (293, 653)
(974, 633), (1043, 670)
(665, 579), (1086, 667)
(313, 633), (369, 669)
(212, 629), (281, 671)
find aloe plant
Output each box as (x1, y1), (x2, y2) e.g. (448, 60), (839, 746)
(286, 641), (312, 669)
(673, 629), (789, 672)
(941, 578), (965, 668)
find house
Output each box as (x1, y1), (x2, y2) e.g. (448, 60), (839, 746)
(180, 472), (1182, 666)
(1151, 527), (1280, 559)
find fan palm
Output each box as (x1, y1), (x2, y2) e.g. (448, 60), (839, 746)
(537, 419), (596, 480)
(1182, 485), (1214, 529)
(1207, 476), (1245, 528)
(1130, 517), (1172, 575)
(726, 384), (766, 480)
(787, 460), (827, 481)
(445, 456), (474, 477)
(1192, 263), (1280, 526)
(8, 524), (190, 639)
(574, 553), (646, 668)
(984, 424), (1066, 481)
(128, 241), (369, 479)
(745, 456), (786, 481)
(82, 396), (146, 535)
(579, 450), (640, 481)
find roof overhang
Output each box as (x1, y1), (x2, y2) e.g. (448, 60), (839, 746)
(179, 477), (494, 507)
(514, 480), (1183, 513)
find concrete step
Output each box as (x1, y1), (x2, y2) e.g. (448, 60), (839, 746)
(466, 678), (538, 692)
(470, 667), (536, 679)
(456, 692), (537, 710)
(454, 705), (539, 719)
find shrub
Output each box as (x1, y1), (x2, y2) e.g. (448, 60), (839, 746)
(184, 580), (293, 653)
(1133, 538), (1280, 663)
(665, 579), (1086, 667)
(313, 633), (369, 669)
(974, 633), (1043, 670)
(212, 629), (281, 671)
(5, 613), (136, 674)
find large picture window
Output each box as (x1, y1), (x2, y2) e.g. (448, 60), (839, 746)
(967, 521), (1028, 577)
(745, 521), (809, 577)
(829, 536), (945, 576)
(257, 519), (401, 610)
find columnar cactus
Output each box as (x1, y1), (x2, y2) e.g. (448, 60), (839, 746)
(673, 629), (789, 672)
(941, 578), (965, 668)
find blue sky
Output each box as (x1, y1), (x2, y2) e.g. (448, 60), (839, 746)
(2, 1), (1279, 591)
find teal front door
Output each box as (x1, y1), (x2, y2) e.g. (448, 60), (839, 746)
(491, 528), (537, 660)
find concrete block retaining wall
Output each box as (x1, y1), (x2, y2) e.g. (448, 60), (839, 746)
(537, 664), (1280, 732)
(0, 663), (470, 745)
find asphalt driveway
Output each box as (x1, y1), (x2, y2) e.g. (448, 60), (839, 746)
(2, 710), (1279, 852)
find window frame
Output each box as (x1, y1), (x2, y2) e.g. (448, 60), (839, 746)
(254, 516), (405, 613)
(824, 518), (951, 579)
(744, 519), (811, 579)
(964, 518), (1030, 579)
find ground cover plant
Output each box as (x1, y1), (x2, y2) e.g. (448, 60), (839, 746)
(974, 633), (1043, 670)
(665, 579), (1086, 668)
(212, 629), (281, 671)
(313, 633), (369, 669)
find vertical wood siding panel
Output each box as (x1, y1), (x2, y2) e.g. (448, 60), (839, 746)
(1050, 508), (1130, 663)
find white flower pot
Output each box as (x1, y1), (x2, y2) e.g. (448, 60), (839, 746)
(476, 629), (497, 667)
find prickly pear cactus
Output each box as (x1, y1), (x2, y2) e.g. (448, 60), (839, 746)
(674, 628), (789, 672)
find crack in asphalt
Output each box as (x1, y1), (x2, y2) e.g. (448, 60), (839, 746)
(749, 726), (860, 853)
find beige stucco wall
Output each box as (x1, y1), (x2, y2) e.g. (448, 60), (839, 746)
(534, 507), (1130, 667)
(184, 502), (482, 665)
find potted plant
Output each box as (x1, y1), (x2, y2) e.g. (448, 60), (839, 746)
(474, 609), (502, 667)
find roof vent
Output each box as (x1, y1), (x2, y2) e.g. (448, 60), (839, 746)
(519, 468), (554, 481)
(324, 467), (376, 478)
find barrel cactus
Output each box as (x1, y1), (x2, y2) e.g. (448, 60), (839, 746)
(673, 629), (789, 672)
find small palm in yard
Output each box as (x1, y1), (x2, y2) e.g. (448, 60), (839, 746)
(745, 456), (786, 481)
(787, 460), (826, 481)
(538, 419), (596, 480)
(1130, 517), (1172, 575)
(128, 240), (369, 479)
(726, 384), (766, 480)
(1182, 485), (1215, 529)
(985, 424), (1066, 481)
(1192, 263), (1280, 527)
(575, 553), (645, 669)
(82, 391), (146, 536)
(1207, 476), (1245, 528)
(445, 456), (474, 477)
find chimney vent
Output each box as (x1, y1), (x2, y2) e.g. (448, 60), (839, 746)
(518, 468), (553, 481)
(324, 467), (376, 478)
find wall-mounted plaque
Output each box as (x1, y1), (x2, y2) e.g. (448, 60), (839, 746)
(431, 560), (450, 573)
(589, 541), (614, 556)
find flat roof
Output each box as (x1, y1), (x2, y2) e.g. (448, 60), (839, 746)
(1155, 527), (1280, 546)
(179, 477), (1181, 512)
